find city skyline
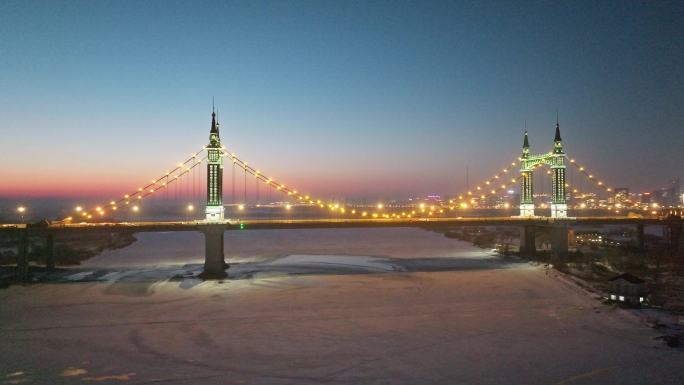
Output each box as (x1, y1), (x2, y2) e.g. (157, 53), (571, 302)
(1, 1), (683, 200)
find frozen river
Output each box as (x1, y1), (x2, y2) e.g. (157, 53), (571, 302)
(84, 227), (499, 268)
(1, 227), (682, 384)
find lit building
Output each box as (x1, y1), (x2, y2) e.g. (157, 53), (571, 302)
(608, 273), (647, 307)
(639, 192), (652, 205)
(613, 188), (629, 205)
(574, 231), (603, 245)
(666, 177), (680, 207)
(574, 192), (599, 209)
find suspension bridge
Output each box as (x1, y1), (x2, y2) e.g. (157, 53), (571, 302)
(2, 111), (682, 279)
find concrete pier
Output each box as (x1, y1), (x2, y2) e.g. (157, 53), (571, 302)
(17, 229), (29, 281)
(45, 232), (55, 270)
(550, 223), (569, 257)
(520, 223), (568, 259)
(636, 223), (645, 251)
(200, 225), (227, 279)
(519, 225), (537, 257)
(664, 218), (682, 256)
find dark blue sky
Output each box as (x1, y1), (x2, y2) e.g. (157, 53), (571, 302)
(1, 0), (682, 199)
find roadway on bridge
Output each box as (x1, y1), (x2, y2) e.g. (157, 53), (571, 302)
(1, 216), (666, 234)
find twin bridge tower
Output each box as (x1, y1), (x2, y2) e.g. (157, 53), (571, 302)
(519, 120), (567, 218)
(201, 111), (569, 221)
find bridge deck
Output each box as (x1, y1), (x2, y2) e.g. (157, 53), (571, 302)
(0, 216), (672, 235)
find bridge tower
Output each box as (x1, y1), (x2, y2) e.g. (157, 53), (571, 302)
(518, 120), (568, 218)
(550, 119), (567, 218)
(519, 131), (535, 216)
(205, 110), (225, 221)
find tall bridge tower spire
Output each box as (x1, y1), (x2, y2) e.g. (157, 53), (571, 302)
(550, 117), (567, 218)
(519, 130), (535, 216)
(205, 109), (225, 221)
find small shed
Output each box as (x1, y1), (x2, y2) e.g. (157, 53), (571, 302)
(608, 273), (647, 306)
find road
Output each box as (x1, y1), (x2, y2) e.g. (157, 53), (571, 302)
(0, 216), (671, 235)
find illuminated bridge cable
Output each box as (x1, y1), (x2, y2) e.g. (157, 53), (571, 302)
(69, 150), (207, 220)
(63, 142), (631, 223)
(446, 154), (619, 212)
(449, 159), (520, 203)
(219, 148), (456, 219)
(566, 156), (614, 195)
(227, 149), (524, 217)
(231, 160), (235, 204)
(121, 148), (207, 202)
(135, 155), (207, 200)
(220, 148), (368, 217)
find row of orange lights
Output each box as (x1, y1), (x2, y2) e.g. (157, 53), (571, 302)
(65, 149), (207, 221)
(63, 150), (622, 222)
(568, 158), (613, 193)
(222, 149), (486, 218)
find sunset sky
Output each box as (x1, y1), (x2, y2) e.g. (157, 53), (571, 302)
(1, 0), (682, 201)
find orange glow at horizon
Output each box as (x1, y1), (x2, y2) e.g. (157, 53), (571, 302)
(0, 166), (457, 200)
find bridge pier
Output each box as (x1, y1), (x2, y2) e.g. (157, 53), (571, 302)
(45, 232), (55, 270)
(17, 229), (29, 281)
(200, 225), (227, 279)
(519, 225), (537, 257)
(636, 223), (645, 251)
(664, 218), (682, 256)
(550, 223), (569, 257)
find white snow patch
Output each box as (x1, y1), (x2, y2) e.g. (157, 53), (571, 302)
(270, 254), (396, 271)
(64, 271), (94, 281)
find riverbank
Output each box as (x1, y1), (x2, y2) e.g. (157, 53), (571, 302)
(0, 231), (136, 267)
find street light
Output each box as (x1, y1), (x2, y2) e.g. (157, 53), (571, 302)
(17, 206), (26, 223)
(186, 204), (194, 221)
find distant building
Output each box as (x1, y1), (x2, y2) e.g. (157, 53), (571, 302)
(613, 188), (629, 204)
(574, 192), (599, 209)
(646, 178), (682, 208)
(425, 195), (442, 203)
(639, 192), (652, 205)
(608, 273), (647, 306)
(666, 177), (680, 207)
(661, 207), (683, 218)
(574, 231), (602, 245)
